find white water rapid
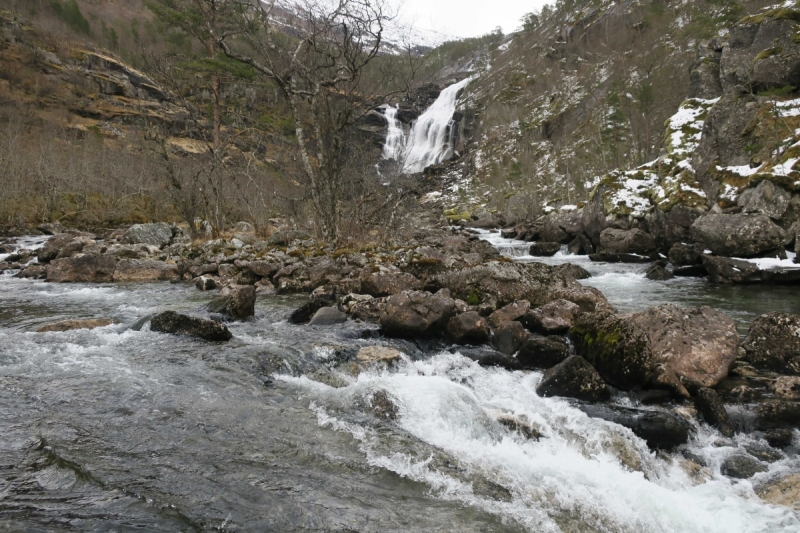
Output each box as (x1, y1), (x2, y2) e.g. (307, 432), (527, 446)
(383, 77), (471, 174)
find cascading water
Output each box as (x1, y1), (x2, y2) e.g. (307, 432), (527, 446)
(382, 77), (471, 174)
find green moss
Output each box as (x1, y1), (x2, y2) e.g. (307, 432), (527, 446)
(465, 290), (481, 306)
(755, 47), (783, 62)
(742, 8), (800, 25)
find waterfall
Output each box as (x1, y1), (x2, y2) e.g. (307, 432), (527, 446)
(382, 105), (406, 161)
(381, 77), (471, 174)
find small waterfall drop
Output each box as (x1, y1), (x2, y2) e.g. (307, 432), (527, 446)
(382, 106), (406, 161)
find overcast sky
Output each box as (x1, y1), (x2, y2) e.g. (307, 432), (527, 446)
(397, 0), (552, 39)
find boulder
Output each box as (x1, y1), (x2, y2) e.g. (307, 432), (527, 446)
(491, 320), (530, 355)
(207, 285), (256, 319)
(599, 228), (656, 255)
(16, 265), (47, 279)
(673, 265), (708, 277)
(340, 294), (386, 322)
(757, 474), (800, 510)
(268, 229), (310, 245)
(738, 180), (791, 220)
(447, 311), (490, 345)
(721, 455), (767, 480)
(150, 311), (232, 341)
(380, 290), (456, 338)
(308, 307), (347, 326)
(742, 312), (800, 374)
(589, 252), (653, 263)
(369, 390), (399, 420)
(516, 335), (570, 369)
(196, 276), (217, 291)
(112, 260), (177, 282)
(37, 233), (77, 263)
(547, 285), (609, 313)
(247, 261), (280, 278)
(56, 236), (94, 259)
(36, 319), (115, 333)
(536, 356), (610, 402)
(356, 346), (403, 365)
(46, 255), (119, 283)
(123, 223), (173, 248)
(701, 255), (762, 283)
(567, 233), (595, 255)
(488, 300), (530, 329)
(289, 300), (327, 324)
(755, 400), (800, 430)
(690, 214), (782, 257)
(694, 387), (734, 437)
(763, 428), (795, 449)
(522, 299), (580, 335)
(771, 376), (800, 400)
(529, 242), (561, 256)
(578, 405), (691, 450)
(361, 271), (422, 297)
(554, 263), (591, 281)
(646, 262), (674, 281)
(668, 243), (702, 266)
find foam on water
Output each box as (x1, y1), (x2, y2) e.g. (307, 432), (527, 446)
(284, 352), (800, 532)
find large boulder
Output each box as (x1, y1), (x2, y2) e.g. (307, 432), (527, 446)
(701, 255), (761, 283)
(522, 299), (581, 335)
(112, 260), (177, 282)
(755, 400), (800, 430)
(756, 474), (800, 510)
(516, 335), (570, 369)
(742, 312), (800, 374)
(569, 305), (739, 395)
(308, 307), (347, 326)
(578, 405), (691, 450)
(694, 387), (734, 437)
(37, 233), (79, 263)
(207, 286), (256, 320)
(361, 271), (422, 297)
(488, 300), (530, 329)
(379, 290), (456, 338)
(491, 320), (530, 355)
(668, 243), (702, 266)
(690, 214), (782, 257)
(150, 311), (232, 341)
(738, 180), (791, 220)
(46, 255), (119, 283)
(599, 228), (656, 255)
(529, 242), (561, 256)
(536, 356), (610, 402)
(446, 311), (490, 345)
(123, 223), (173, 248)
(721, 455), (767, 480)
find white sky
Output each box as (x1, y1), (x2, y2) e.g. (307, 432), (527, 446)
(397, 0), (552, 38)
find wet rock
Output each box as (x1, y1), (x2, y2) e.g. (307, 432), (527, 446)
(123, 223), (173, 248)
(529, 242), (561, 256)
(742, 312), (800, 375)
(339, 293), (386, 322)
(757, 474), (800, 510)
(369, 390), (398, 420)
(362, 271), (422, 297)
(112, 259), (177, 282)
(755, 400), (800, 430)
(700, 255), (762, 284)
(36, 319), (116, 333)
(496, 414), (541, 440)
(738, 180), (791, 220)
(491, 320), (529, 355)
(771, 376), (800, 400)
(56, 236), (94, 259)
(289, 300), (327, 324)
(523, 299), (581, 335)
(745, 443), (784, 463)
(536, 356), (610, 402)
(37, 233), (77, 263)
(589, 252), (653, 263)
(488, 300), (530, 329)
(646, 262), (674, 281)
(691, 214), (782, 257)
(578, 405), (691, 450)
(567, 233), (595, 255)
(447, 311), (490, 345)
(721, 455), (767, 479)
(694, 387), (734, 437)
(763, 428), (794, 449)
(16, 265), (47, 279)
(356, 346), (403, 365)
(46, 255), (118, 283)
(554, 263), (591, 281)
(516, 335), (571, 369)
(673, 264), (708, 277)
(196, 276), (217, 291)
(380, 290), (456, 338)
(207, 285), (256, 320)
(668, 243), (702, 266)
(599, 228), (656, 255)
(150, 311), (233, 341)
(475, 352), (523, 371)
(308, 307), (347, 326)
(500, 228), (517, 239)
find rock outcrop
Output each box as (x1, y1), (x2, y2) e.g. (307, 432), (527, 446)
(742, 312), (800, 374)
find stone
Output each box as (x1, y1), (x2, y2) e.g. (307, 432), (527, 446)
(56, 236), (94, 259)
(340, 293), (386, 322)
(599, 228), (657, 255)
(123, 223), (173, 248)
(757, 474), (800, 510)
(720, 455), (767, 480)
(578, 405), (691, 450)
(380, 290), (456, 338)
(361, 271), (422, 297)
(763, 428), (794, 449)
(646, 262), (674, 281)
(690, 214), (782, 258)
(290, 300), (327, 324)
(496, 415), (541, 440)
(547, 285), (609, 313)
(16, 265), (47, 279)
(488, 300), (530, 329)
(771, 376), (800, 400)
(694, 387), (734, 437)
(46, 255), (119, 283)
(567, 233), (595, 255)
(500, 228), (518, 239)
(742, 312), (800, 374)
(268, 229), (310, 245)
(701, 255), (762, 283)
(528, 242), (561, 256)
(112, 260), (177, 282)
(37, 233), (77, 263)
(150, 311), (232, 341)
(668, 243), (702, 266)
(308, 307), (347, 326)
(516, 335), (570, 369)
(196, 276), (217, 291)
(247, 261), (280, 278)
(673, 265), (708, 277)
(369, 390), (399, 420)
(447, 311), (490, 345)
(491, 320), (530, 355)
(536, 356), (610, 402)
(357, 346), (403, 365)
(36, 319), (115, 333)
(207, 285), (256, 319)
(522, 299), (581, 335)
(554, 263), (591, 281)
(738, 180), (791, 220)
(755, 400), (800, 430)
(589, 252), (653, 263)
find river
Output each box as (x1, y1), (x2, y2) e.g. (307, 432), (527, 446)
(1, 233), (798, 532)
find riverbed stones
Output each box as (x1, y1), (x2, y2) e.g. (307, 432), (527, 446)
(150, 311), (233, 341)
(492, 320), (529, 355)
(308, 307), (347, 326)
(536, 356), (610, 402)
(16, 265), (47, 279)
(694, 387), (734, 437)
(599, 228), (657, 255)
(488, 300), (530, 329)
(36, 318), (115, 333)
(37, 233), (78, 263)
(357, 346), (403, 365)
(690, 214), (782, 257)
(755, 400), (800, 430)
(522, 299), (581, 335)
(46, 255), (118, 283)
(361, 271), (422, 297)
(112, 259), (177, 282)
(207, 285), (256, 319)
(123, 223), (173, 248)
(742, 312), (800, 374)
(771, 376), (800, 400)
(757, 474), (800, 510)
(529, 242), (561, 256)
(516, 335), (570, 369)
(721, 455), (768, 479)
(380, 290), (456, 338)
(446, 311), (490, 345)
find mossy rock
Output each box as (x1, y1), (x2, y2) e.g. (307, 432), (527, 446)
(741, 8), (800, 25)
(755, 47), (784, 62)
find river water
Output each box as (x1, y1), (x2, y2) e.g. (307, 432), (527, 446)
(1, 234), (799, 532)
